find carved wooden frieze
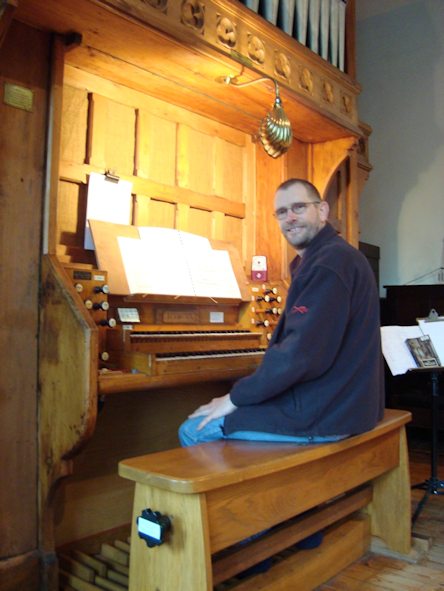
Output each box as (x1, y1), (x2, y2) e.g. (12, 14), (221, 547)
(275, 52), (291, 82)
(321, 80), (334, 105)
(181, 1), (204, 31)
(299, 66), (313, 95)
(91, 0), (359, 128)
(247, 34), (265, 66)
(357, 120), (372, 172)
(216, 15), (237, 48)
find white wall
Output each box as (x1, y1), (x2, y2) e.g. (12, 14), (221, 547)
(356, 0), (444, 295)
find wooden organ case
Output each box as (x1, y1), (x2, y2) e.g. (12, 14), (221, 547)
(1, 0), (372, 587)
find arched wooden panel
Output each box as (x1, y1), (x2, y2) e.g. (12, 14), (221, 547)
(310, 137), (356, 198)
(310, 137), (360, 247)
(325, 158), (348, 237)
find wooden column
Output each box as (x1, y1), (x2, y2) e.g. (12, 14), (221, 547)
(0, 19), (50, 591)
(43, 34), (65, 255)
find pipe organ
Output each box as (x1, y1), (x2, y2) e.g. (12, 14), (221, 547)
(0, 0), (372, 588)
(240, 0), (349, 72)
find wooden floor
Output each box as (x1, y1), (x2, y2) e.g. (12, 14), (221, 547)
(317, 436), (444, 591)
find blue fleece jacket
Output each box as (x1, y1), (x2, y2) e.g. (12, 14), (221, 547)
(225, 222), (385, 436)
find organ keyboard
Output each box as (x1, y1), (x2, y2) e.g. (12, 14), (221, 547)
(58, 259), (286, 396)
(104, 326), (265, 383)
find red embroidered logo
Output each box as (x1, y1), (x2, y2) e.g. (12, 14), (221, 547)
(292, 306), (308, 314)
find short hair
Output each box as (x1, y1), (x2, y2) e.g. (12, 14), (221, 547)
(276, 179), (322, 202)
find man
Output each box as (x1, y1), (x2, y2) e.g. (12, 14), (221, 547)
(179, 178), (384, 446)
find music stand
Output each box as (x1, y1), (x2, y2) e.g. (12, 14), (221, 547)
(410, 367), (444, 526)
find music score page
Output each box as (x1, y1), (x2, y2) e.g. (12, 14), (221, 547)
(381, 325), (424, 376)
(85, 173), (132, 250)
(381, 321), (444, 375)
(118, 228), (241, 299)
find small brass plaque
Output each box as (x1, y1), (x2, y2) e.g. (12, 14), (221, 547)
(231, 50), (253, 69)
(4, 82), (34, 112)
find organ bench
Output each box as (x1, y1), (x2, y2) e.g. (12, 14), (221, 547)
(119, 408), (412, 591)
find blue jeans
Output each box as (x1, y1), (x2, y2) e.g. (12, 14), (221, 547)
(178, 416), (348, 447)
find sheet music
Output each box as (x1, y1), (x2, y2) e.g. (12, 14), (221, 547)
(117, 235), (195, 296)
(138, 227), (213, 256)
(380, 325), (424, 376)
(188, 250), (241, 299)
(118, 227), (241, 298)
(417, 318), (444, 365)
(85, 172), (132, 250)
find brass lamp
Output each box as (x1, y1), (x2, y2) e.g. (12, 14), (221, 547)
(215, 75), (293, 158)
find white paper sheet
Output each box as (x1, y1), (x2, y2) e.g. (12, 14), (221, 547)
(138, 227), (212, 256)
(380, 325), (424, 376)
(85, 172), (133, 250)
(188, 250), (241, 299)
(118, 228), (241, 298)
(117, 235), (195, 296)
(417, 318), (444, 366)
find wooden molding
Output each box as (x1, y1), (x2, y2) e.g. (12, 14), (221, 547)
(15, 0), (362, 142)
(0, 550), (41, 591)
(90, 0), (361, 130)
(58, 160), (247, 219)
(0, 0), (17, 50)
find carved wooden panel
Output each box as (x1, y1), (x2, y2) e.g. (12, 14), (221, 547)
(136, 110), (177, 185)
(104, 99), (135, 176)
(88, 0), (359, 129)
(325, 160), (348, 237)
(214, 137), (244, 202)
(188, 207), (212, 238)
(58, 67), (253, 268)
(60, 85), (88, 165)
(145, 198), (176, 229)
(177, 125), (215, 194)
(55, 40), (365, 281)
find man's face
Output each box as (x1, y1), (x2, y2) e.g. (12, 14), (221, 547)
(274, 184), (329, 253)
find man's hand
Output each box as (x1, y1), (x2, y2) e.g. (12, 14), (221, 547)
(188, 393), (238, 431)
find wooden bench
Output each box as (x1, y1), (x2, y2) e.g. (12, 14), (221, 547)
(119, 409), (411, 591)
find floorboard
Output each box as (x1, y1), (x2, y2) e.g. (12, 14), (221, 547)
(317, 432), (444, 591)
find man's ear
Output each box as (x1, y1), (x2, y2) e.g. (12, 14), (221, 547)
(319, 200), (330, 222)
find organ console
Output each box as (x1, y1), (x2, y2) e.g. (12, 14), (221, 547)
(59, 255), (286, 396)
(0, 0), (374, 587)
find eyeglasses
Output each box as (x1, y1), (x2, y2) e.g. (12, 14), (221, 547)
(274, 201), (321, 220)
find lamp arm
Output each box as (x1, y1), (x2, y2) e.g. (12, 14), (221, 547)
(216, 75), (281, 99)
(215, 74), (290, 158)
